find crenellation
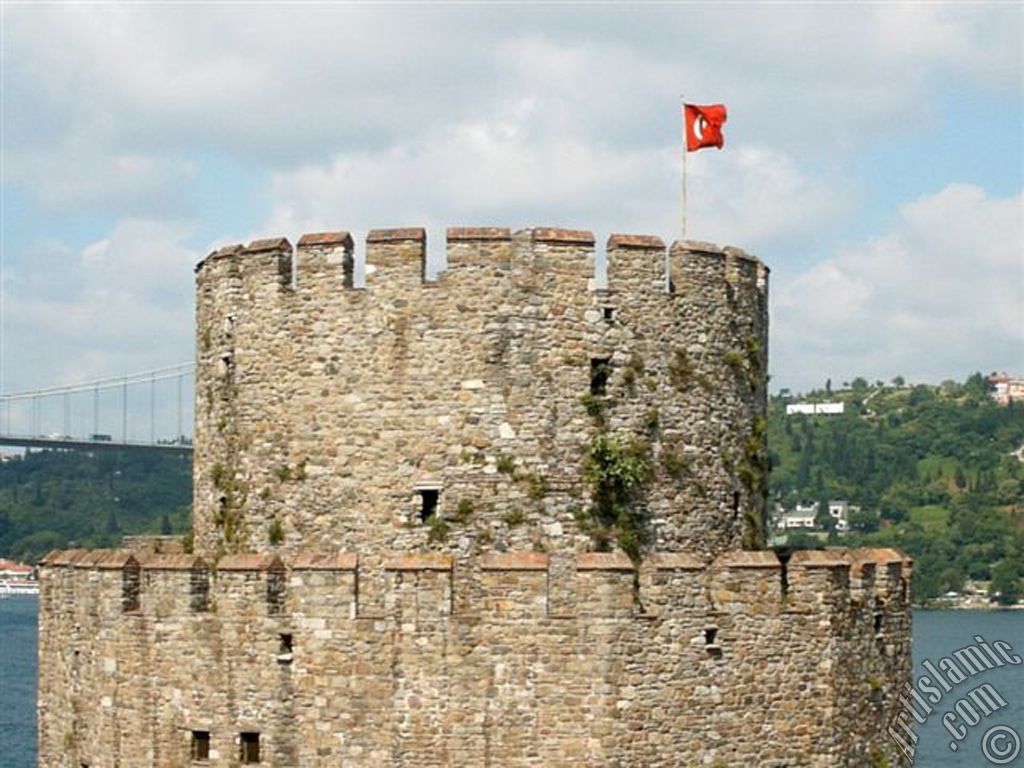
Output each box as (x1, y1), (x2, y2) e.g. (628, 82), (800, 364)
(239, 236), (293, 296)
(37, 547), (909, 625)
(605, 233), (665, 295)
(711, 551), (782, 617)
(366, 227), (427, 285)
(787, 551), (852, 613)
(295, 230), (355, 290)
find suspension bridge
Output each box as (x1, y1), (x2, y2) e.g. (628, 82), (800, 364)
(0, 363), (194, 454)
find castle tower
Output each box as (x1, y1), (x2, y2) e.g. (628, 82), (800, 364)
(37, 226), (912, 768)
(192, 228), (769, 563)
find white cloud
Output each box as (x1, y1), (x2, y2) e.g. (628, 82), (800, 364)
(773, 184), (1024, 391)
(5, 220), (196, 390)
(1, 3), (1020, 398)
(4, 3), (1019, 202)
(5, 148), (196, 216)
(258, 117), (847, 267)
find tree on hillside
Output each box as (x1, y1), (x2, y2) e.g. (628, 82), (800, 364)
(990, 558), (1022, 606)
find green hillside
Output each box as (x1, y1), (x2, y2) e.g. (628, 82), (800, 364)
(0, 449), (191, 563)
(769, 374), (1024, 603)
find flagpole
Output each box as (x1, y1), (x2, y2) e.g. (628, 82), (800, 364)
(680, 96), (687, 242)
(671, 96), (687, 293)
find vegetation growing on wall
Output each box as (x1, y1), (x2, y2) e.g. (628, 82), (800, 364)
(582, 433), (653, 562)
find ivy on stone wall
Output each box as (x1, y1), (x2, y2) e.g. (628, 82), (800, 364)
(582, 433), (653, 562)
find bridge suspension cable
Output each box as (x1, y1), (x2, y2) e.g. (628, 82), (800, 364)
(0, 362), (194, 401)
(0, 362), (195, 451)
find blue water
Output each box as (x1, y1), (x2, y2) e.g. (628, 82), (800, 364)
(0, 599), (1020, 766)
(0, 596), (38, 768)
(911, 610), (1024, 767)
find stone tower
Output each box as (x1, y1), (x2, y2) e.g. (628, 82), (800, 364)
(38, 227), (912, 768)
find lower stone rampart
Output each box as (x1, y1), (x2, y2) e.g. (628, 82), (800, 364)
(38, 547), (911, 768)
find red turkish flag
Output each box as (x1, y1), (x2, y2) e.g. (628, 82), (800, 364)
(684, 103), (727, 151)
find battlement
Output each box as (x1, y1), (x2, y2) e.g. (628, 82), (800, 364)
(195, 226), (768, 299)
(39, 546), (909, 623)
(39, 545), (911, 767)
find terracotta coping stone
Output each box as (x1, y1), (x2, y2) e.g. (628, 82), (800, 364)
(530, 227), (596, 246)
(671, 239), (723, 254)
(94, 551), (138, 570)
(74, 550), (108, 568)
(849, 547), (910, 565)
(366, 228), (426, 244)
(384, 553), (453, 571)
(40, 548), (85, 567)
(194, 244), (244, 273)
(61, 548), (93, 567)
(789, 550), (851, 568)
(244, 237), (292, 254)
(38, 549), (63, 566)
(297, 231), (353, 248)
(140, 554), (207, 571)
(712, 550), (780, 569)
(291, 552), (358, 571)
(577, 552), (635, 571)
(447, 227), (512, 242)
(217, 553), (282, 572)
(647, 553), (705, 571)
(479, 552), (549, 571)
(607, 234), (665, 250)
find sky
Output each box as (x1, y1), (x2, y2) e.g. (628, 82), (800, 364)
(1, 2), (1022, 428)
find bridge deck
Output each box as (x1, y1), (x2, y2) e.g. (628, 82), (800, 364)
(0, 435), (192, 454)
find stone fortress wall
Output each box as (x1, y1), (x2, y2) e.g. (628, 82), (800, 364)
(39, 545), (911, 768)
(38, 227), (912, 767)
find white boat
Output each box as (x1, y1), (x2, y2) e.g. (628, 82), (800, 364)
(0, 579), (39, 597)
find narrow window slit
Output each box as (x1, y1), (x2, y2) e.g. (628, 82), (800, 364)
(122, 561), (141, 613)
(191, 731), (210, 760)
(266, 565), (286, 616)
(240, 732), (261, 764)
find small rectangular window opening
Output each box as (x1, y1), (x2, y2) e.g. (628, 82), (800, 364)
(603, 306), (615, 321)
(191, 731), (211, 760)
(279, 633), (293, 654)
(418, 488), (439, 522)
(704, 627), (718, 645)
(590, 358), (611, 395)
(240, 732), (260, 764)
(873, 613), (884, 636)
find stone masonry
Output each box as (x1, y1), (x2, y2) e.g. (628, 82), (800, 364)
(38, 227), (912, 767)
